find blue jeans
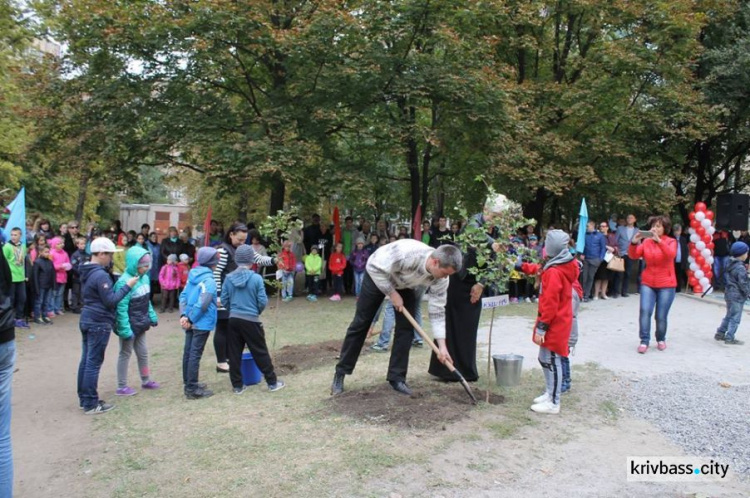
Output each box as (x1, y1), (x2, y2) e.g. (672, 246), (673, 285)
(638, 286), (676, 345)
(34, 287), (52, 319)
(281, 271), (295, 298)
(183, 329), (210, 393)
(0, 341), (16, 497)
(713, 256), (730, 288)
(717, 301), (743, 341)
(53, 282), (65, 313)
(77, 323), (113, 410)
(354, 271), (365, 296)
(374, 301), (396, 348)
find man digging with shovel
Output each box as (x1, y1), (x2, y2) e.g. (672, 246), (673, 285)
(331, 240), (462, 396)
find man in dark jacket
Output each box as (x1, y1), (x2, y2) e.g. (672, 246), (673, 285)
(77, 238), (137, 415)
(672, 224), (689, 292)
(0, 247), (16, 496)
(160, 226), (185, 266)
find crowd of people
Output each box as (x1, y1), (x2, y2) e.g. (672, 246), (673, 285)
(0, 203), (746, 417)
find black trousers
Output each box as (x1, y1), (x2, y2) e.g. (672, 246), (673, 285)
(214, 318), (229, 363)
(335, 273), (417, 383)
(227, 318), (277, 388)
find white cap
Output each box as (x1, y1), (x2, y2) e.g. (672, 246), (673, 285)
(90, 237), (122, 253)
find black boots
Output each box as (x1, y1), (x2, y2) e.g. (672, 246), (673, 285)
(331, 372), (345, 395)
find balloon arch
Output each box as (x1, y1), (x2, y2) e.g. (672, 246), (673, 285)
(686, 202), (715, 294)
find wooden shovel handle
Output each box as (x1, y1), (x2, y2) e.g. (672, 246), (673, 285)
(400, 307), (457, 373)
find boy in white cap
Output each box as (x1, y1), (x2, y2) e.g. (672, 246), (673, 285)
(77, 237), (137, 415)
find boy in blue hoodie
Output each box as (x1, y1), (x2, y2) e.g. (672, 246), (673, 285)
(114, 246), (160, 396)
(77, 238), (137, 415)
(221, 245), (285, 394)
(179, 247), (219, 399)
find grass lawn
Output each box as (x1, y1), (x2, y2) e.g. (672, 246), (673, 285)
(85, 298), (610, 498)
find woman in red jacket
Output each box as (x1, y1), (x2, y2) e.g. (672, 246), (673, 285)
(628, 215), (677, 354)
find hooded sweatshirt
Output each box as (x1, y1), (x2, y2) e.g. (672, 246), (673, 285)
(220, 267), (267, 322)
(49, 238), (71, 284)
(723, 257), (750, 303)
(79, 262), (132, 326)
(534, 230), (579, 357)
(114, 246), (158, 339)
(180, 266), (218, 331)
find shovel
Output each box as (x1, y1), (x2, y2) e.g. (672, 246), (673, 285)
(400, 308), (478, 405)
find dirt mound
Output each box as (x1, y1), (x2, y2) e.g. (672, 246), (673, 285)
(274, 339), (371, 375)
(329, 381), (504, 429)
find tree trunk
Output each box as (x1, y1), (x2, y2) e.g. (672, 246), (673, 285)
(74, 169), (90, 223)
(522, 188), (547, 232)
(268, 172), (285, 215)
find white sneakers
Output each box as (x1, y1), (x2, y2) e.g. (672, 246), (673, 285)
(531, 400), (560, 414)
(533, 392), (550, 404)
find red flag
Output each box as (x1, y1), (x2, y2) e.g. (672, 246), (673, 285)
(413, 204), (422, 241)
(203, 205), (212, 247)
(333, 206), (341, 245)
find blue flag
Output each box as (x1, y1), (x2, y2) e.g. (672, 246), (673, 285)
(5, 187), (26, 245)
(575, 198), (588, 254)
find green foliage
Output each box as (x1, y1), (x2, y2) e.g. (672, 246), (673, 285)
(258, 210), (303, 255)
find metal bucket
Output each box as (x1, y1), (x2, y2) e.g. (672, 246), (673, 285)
(493, 354), (524, 387)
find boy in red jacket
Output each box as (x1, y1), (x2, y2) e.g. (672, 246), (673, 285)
(329, 243), (347, 301)
(530, 230), (579, 414)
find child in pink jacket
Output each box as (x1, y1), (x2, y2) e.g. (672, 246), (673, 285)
(49, 237), (72, 315)
(159, 254), (181, 312)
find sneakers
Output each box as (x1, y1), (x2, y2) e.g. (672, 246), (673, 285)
(412, 340), (424, 348)
(233, 386), (247, 395)
(714, 333), (726, 341)
(561, 381), (571, 393)
(637, 344), (648, 354)
(46, 312), (55, 319)
(724, 339), (744, 345)
(115, 386), (137, 396)
(55, 310), (65, 316)
(524, 297), (532, 303)
(42, 316), (53, 325)
(268, 380), (286, 392)
(34, 318), (45, 325)
(329, 294), (341, 302)
(510, 297), (518, 303)
(14, 319), (29, 329)
(533, 392), (550, 404)
(306, 294), (317, 302)
(530, 400), (560, 414)
(141, 380), (160, 390)
(592, 297), (599, 301)
(84, 401), (115, 415)
(656, 341), (667, 351)
(370, 344), (389, 352)
(186, 388), (214, 400)
(600, 295), (609, 300)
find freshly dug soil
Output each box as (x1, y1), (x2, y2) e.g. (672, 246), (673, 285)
(274, 339), (371, 375)
(329, 381), (504, 429)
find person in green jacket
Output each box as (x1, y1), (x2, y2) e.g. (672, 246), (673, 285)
(113, 246), (160, 396)
(305, 246), (323, 302)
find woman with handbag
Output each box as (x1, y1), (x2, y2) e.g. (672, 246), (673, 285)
(593, 222), (618, 299)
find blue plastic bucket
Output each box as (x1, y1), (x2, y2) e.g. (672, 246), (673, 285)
(241, 352), (262, 386)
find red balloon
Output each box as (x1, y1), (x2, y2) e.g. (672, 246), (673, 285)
(696, 255), (705, 266)
(689, 277), (699, 287)
(696, 226), (706, 237)
(689, 212), (696, 221)
(690, 248), (700, 259)
(694, 285), (703, 293)
(705, 210), (714, 220)
(695, 202), (707, 212)
(690, 219), (700, 229)
(702, 266), (712, 275)
(707, 242), (715, 250)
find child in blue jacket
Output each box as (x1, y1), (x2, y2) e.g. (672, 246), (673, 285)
(179, 247), (220, 399)
(114, 246), (160, 397)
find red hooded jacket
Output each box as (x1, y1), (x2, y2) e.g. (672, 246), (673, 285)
(532, 259), (579, 357)
(329, 252), (347, 276)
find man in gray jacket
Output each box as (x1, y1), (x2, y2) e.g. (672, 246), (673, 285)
(614, 214), (638, 297)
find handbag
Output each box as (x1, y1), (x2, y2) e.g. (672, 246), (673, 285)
(607, 255), (625, 272)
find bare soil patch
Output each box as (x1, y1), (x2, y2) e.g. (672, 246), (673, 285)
(274, 339), (371, 375)
(329, 381), (504, 429)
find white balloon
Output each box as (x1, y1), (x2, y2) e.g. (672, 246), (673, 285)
(688, 227), (696, 235)
(701, 218), (712, 229)
(708, 256), (714, 265)
(695, 211), (706, 221)
(700, 277), (710, 287)
(708, 226), (716, 235)
(695, 270), (705, 279)
(690, 234), (700, 243)
(696, 241), (706, 251)
(701, 248), (712, 258)
(689, 262), (699, 272)
(706, 286), (714, 295)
